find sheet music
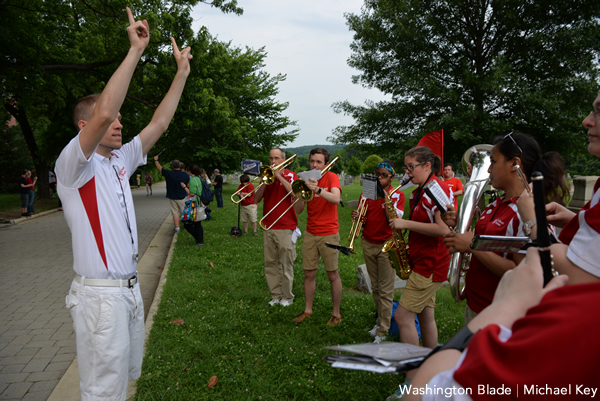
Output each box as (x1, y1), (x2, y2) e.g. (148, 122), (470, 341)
(424, 180), (451, 214)
(362, 174), (378, 200)
(297, 169), (322, 182)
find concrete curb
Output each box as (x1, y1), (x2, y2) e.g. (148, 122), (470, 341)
(0, 207), (62, 225)
(48, 215), (177, 401)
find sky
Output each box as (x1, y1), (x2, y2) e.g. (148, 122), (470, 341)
(190, 0), (388, 148)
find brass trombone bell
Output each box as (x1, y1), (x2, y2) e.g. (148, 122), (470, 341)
(260, 156), (339, 231)
(231, 154), (297, 204)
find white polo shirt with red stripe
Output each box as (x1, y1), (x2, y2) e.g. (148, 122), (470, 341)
(56, 134), (146, 280)
(559, 177), (600, 277)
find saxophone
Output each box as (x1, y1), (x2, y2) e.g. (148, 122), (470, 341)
(381, 185), (412, 280)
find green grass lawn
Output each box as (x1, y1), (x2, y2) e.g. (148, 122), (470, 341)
(0, 193), (60, 218)
(136, 180), (466, 401)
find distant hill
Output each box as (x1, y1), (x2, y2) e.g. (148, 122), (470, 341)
(285, 144), (346, 156)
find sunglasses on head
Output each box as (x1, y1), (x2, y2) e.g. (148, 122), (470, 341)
(503, 132), (523, 155)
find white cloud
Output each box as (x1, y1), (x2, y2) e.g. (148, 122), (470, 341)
(190, 0), (388, 148)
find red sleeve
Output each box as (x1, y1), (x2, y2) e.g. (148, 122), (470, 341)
(454, 283), (600, 399)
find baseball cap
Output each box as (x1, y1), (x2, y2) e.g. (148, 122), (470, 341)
(214, 169), (220, 173)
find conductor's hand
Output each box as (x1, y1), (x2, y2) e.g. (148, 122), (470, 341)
(545, 202), (576, 229)
(305, 178), (319, 192)
(171, 37), (192, 76)
(126, 7), (150, 52)
(154, 155), (159, 161)
(443, 231), (474, 254)
(441, 204), (457, 228)
(487, 247), (568, 329)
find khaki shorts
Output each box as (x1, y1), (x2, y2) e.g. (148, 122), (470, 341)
(240, 204), (257, 223)
(170, 198), (186, 218)
(399, 271), (443, 314)
(302, 231), (339, 272)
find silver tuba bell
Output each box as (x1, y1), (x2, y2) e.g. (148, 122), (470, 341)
(448, 144), (493, 302)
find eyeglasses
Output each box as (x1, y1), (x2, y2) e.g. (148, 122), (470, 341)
(375, 172), (392, 178)
(403, 161), (426, 172)
(503, 132), (523, 155)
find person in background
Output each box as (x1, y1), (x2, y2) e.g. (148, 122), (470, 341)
(49, 169), (56, 197)
(181, 163), (205, 246)
(26, 170), (37, 214)
(237, 174), (258, 236)
(145, 171), (153, 195)
(18, 169), (33, 216)
(442, 163), (463, 210)
(213, 168), (224, 208)
(154, 157), (189, 232)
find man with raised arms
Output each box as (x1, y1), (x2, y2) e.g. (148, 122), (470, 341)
(55, 8), (191, 399)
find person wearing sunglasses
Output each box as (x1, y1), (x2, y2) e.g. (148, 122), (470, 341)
(386, 147), (453, 399)
(442, 132), (568, 326)
(351, 160), (405, 344)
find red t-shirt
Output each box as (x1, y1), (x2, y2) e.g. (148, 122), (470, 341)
(407, 176), (452, 282)
(306, 172), (342, 236)
(444, 177), (463, 209)
(26, 177), (34, 189)
(361, 187), (405, 244)
(262, 169), (298, 230)
(237, 182), (256, 206)
(466, 195), (525, 313)
(454, 282), (600, 399)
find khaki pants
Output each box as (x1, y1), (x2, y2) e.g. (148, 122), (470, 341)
(362, 237), (396, 337)
(264, 229), (297, 302)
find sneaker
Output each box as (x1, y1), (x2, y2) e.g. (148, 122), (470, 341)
(368, 325), (381, 337)
(280, 299), (293, 307)
(373, 335), (386, 344)
(268, 298), (281, 307)
(253, 232), (258, 236)
(195, 243), (204, 247)
(243, 232), (248, 235)
(386, 384), (409, 401)
(175, 228), (180, 233)
(326, 315), (342, 327)
(292, 311), (312, 323)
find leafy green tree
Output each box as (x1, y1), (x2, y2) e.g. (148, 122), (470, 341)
(1, 0), (297, 196)
(330, 150), (344, 174)
(331, 0), (600, 163)
(346, 156), (362, 176)
(362, 154), (383, 174)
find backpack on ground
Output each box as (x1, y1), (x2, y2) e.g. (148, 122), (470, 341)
(200, 179), (213, 205)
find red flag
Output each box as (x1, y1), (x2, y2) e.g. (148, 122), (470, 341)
(417, 129), (444, 175)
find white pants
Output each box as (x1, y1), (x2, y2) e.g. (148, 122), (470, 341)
(66, 278), (145, 401)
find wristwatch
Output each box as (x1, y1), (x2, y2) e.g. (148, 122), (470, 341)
(523, 219), (537, 236)
(317, 188), (322, 195)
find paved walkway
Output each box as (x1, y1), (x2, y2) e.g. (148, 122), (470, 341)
(0, 182), (171, 400)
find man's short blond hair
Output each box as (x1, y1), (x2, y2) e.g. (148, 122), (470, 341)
(72, 94), (100, 129)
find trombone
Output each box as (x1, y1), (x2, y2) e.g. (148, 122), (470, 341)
(260, 156), (339, 231)
(231, 155), (297, 204)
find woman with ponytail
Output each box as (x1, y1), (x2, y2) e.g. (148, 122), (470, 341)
(386, 147), (452, 399)
(443, 132), (568, 325)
